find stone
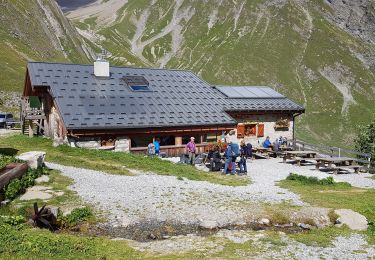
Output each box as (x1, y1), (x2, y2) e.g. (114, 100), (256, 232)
(199, 220), (218, 230)
(49, 206), (59, 218)
(334, 209), (368, 231)
(114, 137), (130, 152)
(0, 200), (10, 207)
(298, 223), (312, 230)
(16, 151), (46, 169)
(259, 218), (270, 225)
(54, 191), (65, 196)
(35, 175), (49, 184)
(19, 190), (53, 201)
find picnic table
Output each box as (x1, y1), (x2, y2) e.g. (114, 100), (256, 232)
(315, 157), (361, 174)
(253, 147), (273, 159)
(283, 150), (318, 165)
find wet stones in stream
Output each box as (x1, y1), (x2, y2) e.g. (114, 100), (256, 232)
(86, 219), (305, 242)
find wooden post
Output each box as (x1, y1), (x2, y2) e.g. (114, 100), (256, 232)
(28, 120), (33, 138)
(175, 136), (182, 146)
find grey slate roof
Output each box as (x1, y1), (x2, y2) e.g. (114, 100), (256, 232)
(27, 62), (304, 130)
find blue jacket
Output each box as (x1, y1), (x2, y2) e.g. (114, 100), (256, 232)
(263, 139), (271, 148)
(153, 141), (160, 153)
(224, 145), (232, 159)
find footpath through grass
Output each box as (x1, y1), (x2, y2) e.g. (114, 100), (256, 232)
(279, 174), (375, 245)
(0, 135), (249, 186)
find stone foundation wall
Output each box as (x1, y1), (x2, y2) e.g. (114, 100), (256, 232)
(115, 137), (130, 152)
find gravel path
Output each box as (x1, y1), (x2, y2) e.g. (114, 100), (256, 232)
(46, 158), (374, 226)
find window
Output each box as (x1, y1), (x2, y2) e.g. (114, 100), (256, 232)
(131, 136), (153, 148)
(129, 85), (151, 91)
(122, 76), (151, 92)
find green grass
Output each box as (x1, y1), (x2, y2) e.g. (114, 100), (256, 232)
(0, 224), (143, 259)
(279, 177), (375, 245)
(0, 135), (249, 186)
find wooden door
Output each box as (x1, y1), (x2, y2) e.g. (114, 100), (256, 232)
(257, 124), (264, 137)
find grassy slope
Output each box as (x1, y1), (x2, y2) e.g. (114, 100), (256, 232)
(81, 0), (374, 148)
(0, 134), (249, 186)
(0, 0), (89, 92)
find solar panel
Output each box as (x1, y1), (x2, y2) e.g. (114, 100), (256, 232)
(216, 86), (285, 98)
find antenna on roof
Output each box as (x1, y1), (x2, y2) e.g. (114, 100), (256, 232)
(96, 49), (108, 61)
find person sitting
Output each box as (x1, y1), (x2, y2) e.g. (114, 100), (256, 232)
(246, 142), (253, 159)
(273, 139), (279, 152)
(277, 136), (283, 146)
(263, 136), (271, 148)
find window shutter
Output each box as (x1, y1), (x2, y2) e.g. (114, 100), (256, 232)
(237, 124), (245, 138)
(257, 124), (264, 137)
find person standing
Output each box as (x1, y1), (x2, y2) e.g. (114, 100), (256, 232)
(153, 138), (160, 156)
(238, 140), (247, 175)
(147, 141), (155, 157)
(223, 143), (233, 174)
(186, 137), (196, 165)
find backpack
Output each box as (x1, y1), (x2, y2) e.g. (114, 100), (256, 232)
(230, 143), (240, 157)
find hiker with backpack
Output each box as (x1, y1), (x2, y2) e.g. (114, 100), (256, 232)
(223, 141), (240, 175)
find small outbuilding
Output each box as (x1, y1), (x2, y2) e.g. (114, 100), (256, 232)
(21, 60), (304, 155)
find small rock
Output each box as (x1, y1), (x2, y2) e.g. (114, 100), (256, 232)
(162, 235), (171, 239)
(335, 218), (342, 225)
(0, 200), (10, 207)
(54, 191), (65, 196)
(298, 223), (312, 230)
(199, 220), (218, 229)
(35, 175), (49, 184)
(259, 218), (270, 225)
(148, 233), (157, 240)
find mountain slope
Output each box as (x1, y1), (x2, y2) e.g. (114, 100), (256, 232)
(0, 0), (91, 93)
(63, 0), (375, 147)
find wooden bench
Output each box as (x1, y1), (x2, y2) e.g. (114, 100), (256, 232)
(333, 165), (362, 174)
(254, 153), (268, 159)
(283, 156), (306, 166)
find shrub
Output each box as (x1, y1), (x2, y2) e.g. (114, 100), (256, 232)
(354, 115), (375, 174)
(0, 155), (20, 169)
(0, 215), (25, 226)
(3, 167), (47, 200)
(59, 207), (94, 227)
(286, 173), (350, 187)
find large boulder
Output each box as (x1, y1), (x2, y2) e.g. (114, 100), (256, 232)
(16, 151), (46, 169)
(335, 209), (368, 231)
